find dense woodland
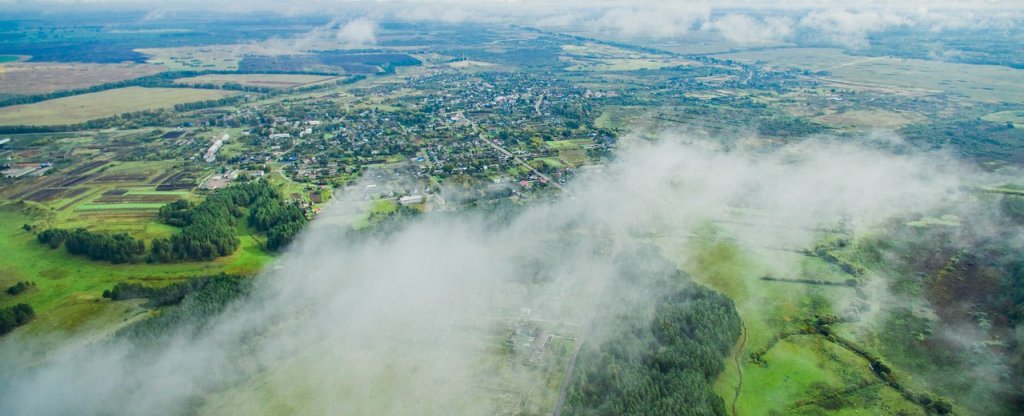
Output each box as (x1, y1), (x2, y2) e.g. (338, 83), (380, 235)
(566, 249), (742, 416)
(152, 179), (307, 261)
(112, 275), (251, 346)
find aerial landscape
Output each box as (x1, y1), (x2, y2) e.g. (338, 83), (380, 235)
(0, 1), (1023, 415)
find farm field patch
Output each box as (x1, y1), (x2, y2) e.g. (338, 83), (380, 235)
(0, 62), (164, 95)
(173, 74), (340, 89)
(720, 47), (1024, 103)
(0, 203), (272, 334)
(0, 87), (236, 126)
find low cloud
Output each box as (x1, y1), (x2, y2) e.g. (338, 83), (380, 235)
(593, 3), (711, 38)
(798, 8), (908, 49)
(336, 18), (378, 46)
(702, 14), (794, 46)
(1, 131), (1006, 415)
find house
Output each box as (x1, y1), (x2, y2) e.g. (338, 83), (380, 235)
(399, 194), (424, 205)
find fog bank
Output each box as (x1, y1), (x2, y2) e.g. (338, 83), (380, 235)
(0, 133), (1001, 415)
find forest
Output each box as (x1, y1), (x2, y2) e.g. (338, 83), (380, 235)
(112, 275), (252, 346)
(565, 248), (742, 416)
(152, 179), (306, 261)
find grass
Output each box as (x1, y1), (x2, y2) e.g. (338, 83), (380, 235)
(125, 190), (190, 196)
(174, 74), (339, 89)
(736, 336), (925, 415)
(719, 47), (1024, 103)
(352, 199), (398, 229)
(669, 227), (925, 415)
(0, 202), (273, 336)
(545, 139), (592, 150)
(814, 109), (923, 130)
(0, 62), (164, 95)
(0, 87), (235, 126)
(76, 203), (167, 210)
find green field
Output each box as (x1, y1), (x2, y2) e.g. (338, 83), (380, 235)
(75, 203), (169, 210)
(719, 47), (1024, 103)
(0, 202), (272, 337)
(0, 87), (236, 126)
(670, 231), (931, 415)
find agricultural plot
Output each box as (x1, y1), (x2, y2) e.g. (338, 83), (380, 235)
(720, 47), (1024, 103)
(0, 87), (236, 126)
(814, 109), (924, 130)
(173, 74), (340, 89)
(139, 44), (250, 71)
(0, 62), (164, 95)
(545, 139), (592, 167)
(0, 157), (200, 237)
(238, 52), (422, 74)
(560, 42), (695, 72)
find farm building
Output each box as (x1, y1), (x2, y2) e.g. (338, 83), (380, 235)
(399, 194), (424, 205)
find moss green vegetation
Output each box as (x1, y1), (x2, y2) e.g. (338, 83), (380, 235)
(0, 202), (272, 336)
(353, 199), (398, 230)
(676, 228), (941, 416)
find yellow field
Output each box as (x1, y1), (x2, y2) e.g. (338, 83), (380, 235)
(720, 47), (1024, 103)
(174, 74), (339, 89)
(0, 87), (235, 126)
(0, 62), (164, 95)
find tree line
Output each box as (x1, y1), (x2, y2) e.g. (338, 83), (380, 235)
(38, 227), (145, 263)
(103, 276), (218, 307)
(35, 180), (308, 263)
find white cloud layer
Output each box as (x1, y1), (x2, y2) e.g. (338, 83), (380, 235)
(1, 131), (1009, 415)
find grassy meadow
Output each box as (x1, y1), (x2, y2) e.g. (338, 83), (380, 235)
(0, 87), (235, 125)
(0, 202), (273, 337)
(174, 73), (340, 89)
(720, 47), (1024, 103)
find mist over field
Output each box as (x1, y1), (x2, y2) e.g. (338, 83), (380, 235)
(1, 132), (1006, 415)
